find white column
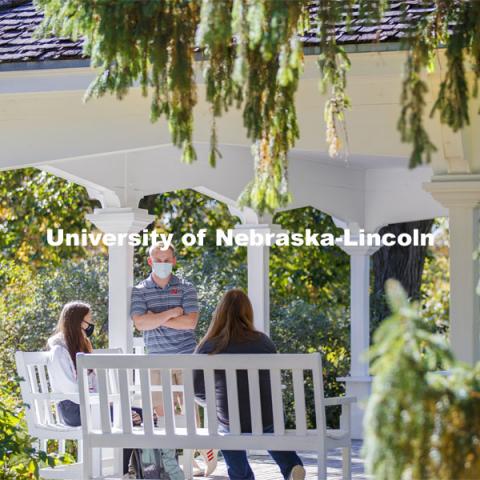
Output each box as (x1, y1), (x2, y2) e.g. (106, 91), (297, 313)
(233, 223), (284, 335)
(87, 207), (155, 353)
(247, 242), (270, 335)
(348, 251), (371, 377)
(424, 178), (480, 364)
(337, 238), (380, 440)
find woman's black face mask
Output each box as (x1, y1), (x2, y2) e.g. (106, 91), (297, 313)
(84, 322), (95, 338)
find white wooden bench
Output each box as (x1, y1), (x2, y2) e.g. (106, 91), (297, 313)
(77, 352), (355, 479)
(15, 349), (121, 480)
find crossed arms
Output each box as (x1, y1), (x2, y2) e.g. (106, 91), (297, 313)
(132, 307), (198, 331)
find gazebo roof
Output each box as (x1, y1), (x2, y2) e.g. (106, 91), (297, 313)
(0, 0), (435, 65)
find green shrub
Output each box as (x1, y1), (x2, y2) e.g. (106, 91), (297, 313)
(365, 280), (480, 479)
(0, 380), (55, 479)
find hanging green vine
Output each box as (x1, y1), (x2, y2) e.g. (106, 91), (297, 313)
(34, 0), (480, 214)
(399, 0), (480, 168)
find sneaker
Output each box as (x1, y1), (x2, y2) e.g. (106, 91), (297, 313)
(194, 449), (218, 476)
(289, 464), (306, 480)
(192, 457), (203, 477)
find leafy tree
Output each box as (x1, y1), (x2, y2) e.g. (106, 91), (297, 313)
(420, 219), (449, 334)
(0, 256), (109, 384)
(365, 280), (480, 479)
(35, 0), (480, 213)
(272, 207), (349, 305)
(0, 169), (96, 269)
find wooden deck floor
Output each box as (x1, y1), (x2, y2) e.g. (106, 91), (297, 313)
(196, 440), (368, 479)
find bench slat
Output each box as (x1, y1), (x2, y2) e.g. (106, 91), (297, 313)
(312, 362), (326, 435)
(293, 368), (307, 436)
(271, 368), (285, 435)
(77, 365), (92, 432)
(248, 369), (262, 435)
(204, 369), (218, 434)
(161, 369), (175, 435)
(97, 368), (112, 434)
(118, 369), (132, 434)
(225, 368), (241, 435)
(38, 364), (56, 425)
(182, 368), (196, 435)
(27, 365), (43, 424)
(140, 369), (154, 435)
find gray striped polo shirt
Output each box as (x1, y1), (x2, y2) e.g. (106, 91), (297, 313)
(130, 274), (199, 354)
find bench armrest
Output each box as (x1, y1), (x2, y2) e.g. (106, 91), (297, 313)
(324, 396), (356, 406)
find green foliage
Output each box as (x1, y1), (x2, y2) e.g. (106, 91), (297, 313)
(364, 280), (480, 480)
(399, 0), (480, 167)
(0, 256), (109, 383)
(317, 0), (352, 158)
(0, 381), (56, 479)
(397, 2), (438, 168)
(272, 208), (349, 304)
(271, 298), (349, 428)
(420, 219), (449, 334)
(0, 169), (96, 269)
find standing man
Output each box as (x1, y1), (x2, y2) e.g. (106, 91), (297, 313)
(130, 241), (217, 477)
(131, 241), (198, 360)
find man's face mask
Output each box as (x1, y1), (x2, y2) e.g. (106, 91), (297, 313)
(152, 262), (173, 279)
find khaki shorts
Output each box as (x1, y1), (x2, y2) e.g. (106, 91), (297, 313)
(150, 369), (183, 413)
(150, 369), (200, 425)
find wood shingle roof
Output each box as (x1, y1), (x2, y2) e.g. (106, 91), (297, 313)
(0, 0), (436, 66)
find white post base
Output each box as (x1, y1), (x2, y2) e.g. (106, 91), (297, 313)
(337, 376), (372, 440)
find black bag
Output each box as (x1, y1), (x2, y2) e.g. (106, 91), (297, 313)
(128, 449), (171, 479)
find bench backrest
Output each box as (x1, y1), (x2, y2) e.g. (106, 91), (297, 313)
(15, 348), (121, 439)
(77, 353), (327, 453)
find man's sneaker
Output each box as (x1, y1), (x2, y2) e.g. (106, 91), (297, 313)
(193, 449), (218, 476)
(289, 464), (306, 480)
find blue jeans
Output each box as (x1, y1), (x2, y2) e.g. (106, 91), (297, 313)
(58, 400), (82, 427)
(58, 401), (143, 474)
(221, 425), (303, 480)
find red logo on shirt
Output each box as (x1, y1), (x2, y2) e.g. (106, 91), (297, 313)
(170, 288), (178, 294)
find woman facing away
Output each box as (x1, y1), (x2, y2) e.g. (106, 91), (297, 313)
(194, 289), (306, 480)
(46, 301), (184, 479)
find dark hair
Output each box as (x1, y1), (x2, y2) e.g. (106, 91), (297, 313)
(196, 289), (260, 354)
(55, 301), (92, 370)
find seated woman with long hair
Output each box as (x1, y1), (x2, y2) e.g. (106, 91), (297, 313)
(194, 289), (306, 480)
(47, 301), (185, 478)
(47, 301), (100, 426)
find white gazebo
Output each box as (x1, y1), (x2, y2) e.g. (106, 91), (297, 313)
(2, 18), (480, 439)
